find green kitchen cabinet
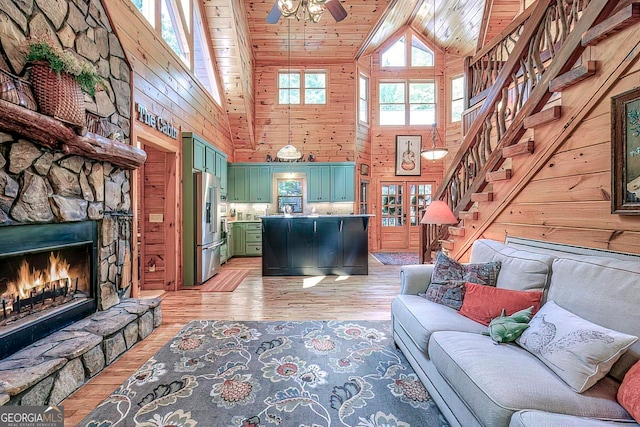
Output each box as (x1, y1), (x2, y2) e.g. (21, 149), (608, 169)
(228, 165), (271, 202)
(193, 139), (206, 171)
(307, 166), (331, 202)
(331, 164), (355, 202)
(228, 166), (248, 202)
(205, 146), (216, 174)
(215, 152), (227, 195)
(231, 223), (246, 256)
(182, 132), (228, 286)
(249, 166), (271, 202)
(230, 222), (262, 257)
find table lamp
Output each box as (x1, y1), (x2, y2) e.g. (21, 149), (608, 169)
(420, 201), (458, 263)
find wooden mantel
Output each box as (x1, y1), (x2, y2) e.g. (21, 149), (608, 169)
(0, 99), (146, 170)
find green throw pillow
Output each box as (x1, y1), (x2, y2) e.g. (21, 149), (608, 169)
(484, 306), (534, 344)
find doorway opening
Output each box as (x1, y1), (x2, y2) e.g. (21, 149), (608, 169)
(379, 181), (433, 250)
(137, 138), (179, 292)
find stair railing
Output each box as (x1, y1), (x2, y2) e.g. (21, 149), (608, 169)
(434, 0), (617, 216)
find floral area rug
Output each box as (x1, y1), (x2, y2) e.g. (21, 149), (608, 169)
(80, 320), (448, 427)
(371, 252), (419, 265)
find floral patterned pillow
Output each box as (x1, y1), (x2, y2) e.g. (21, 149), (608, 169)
(517, 301), (638, 393)
(431, 251), (501, 287)
(424, 280), (467, 310)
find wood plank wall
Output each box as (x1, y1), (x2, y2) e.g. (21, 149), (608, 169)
(444, 55), (465, 172)
(235, 62), (357, 162)
(104, 0), (234, 290)
(461, 28), (640, 257)
(105, 0), (232, 153)
(367, 38), (452, 250)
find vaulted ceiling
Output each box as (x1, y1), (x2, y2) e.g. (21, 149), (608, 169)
(202, 0), (521, 149)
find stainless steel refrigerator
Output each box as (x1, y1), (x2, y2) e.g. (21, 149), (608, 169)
(195, 171), (223, 284)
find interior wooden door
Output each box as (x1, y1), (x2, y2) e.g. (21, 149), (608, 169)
(379, 181), (433, 250)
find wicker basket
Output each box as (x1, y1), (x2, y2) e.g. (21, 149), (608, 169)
(29, 61), (85, 126)
(0, 68), (37, 110)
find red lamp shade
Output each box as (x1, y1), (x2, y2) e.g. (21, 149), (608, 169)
(420, 201), (458, 225)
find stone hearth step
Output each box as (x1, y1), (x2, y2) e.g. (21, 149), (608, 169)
(0, 297), (162, 406)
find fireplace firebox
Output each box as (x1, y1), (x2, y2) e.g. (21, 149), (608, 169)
(0, 221), (98, 359)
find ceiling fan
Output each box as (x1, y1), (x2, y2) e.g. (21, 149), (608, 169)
(266, 0), (348, 24)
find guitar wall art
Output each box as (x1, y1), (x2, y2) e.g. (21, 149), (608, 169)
(395, 135), (422, 176)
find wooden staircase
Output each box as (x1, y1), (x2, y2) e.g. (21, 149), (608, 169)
(427, 0), (640, 260)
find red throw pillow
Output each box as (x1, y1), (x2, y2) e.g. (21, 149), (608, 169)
(618, 360), (640, 422)
(459, 282), (543, 326)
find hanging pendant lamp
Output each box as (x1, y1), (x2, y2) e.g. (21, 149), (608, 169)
(421, 124), (448, 160)
(276, 19), (303, 162)
(420, 0), (448, 162)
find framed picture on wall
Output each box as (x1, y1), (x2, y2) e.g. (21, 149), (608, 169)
(612, 88), (640, 214)
(395, 135), (421, 176)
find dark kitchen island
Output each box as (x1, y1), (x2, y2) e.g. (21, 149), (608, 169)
(260, 215), (372, 276)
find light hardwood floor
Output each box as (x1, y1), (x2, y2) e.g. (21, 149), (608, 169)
(62, 255), (404, 425)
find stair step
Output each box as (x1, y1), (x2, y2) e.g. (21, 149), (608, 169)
(524, 106), (562, 129)
(486, 169), (512, 182)
(440, 240), (454, 250)
(583, 3), (640, 46)
(503, 140), (534, 157)
(448, 226), (465, 236)
(549, 61), (597, 92)
(459, 211), (479, 220)
(471, 192), (494, 202)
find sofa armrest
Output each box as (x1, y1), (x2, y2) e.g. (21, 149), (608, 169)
(399, 264), (434, 295)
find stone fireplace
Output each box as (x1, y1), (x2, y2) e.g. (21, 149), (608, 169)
(0, 0), (164, 407)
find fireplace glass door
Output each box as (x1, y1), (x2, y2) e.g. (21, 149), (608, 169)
(0, 244), (92, 327)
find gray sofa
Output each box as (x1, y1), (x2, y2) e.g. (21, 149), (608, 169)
(391, 238), (640, 427)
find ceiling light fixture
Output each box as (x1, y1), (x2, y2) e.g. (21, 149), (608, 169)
(421, 125), (448, 160)
(276, 18), (302, 162)
(420, 0), (448, 162)
(278, 0), (325, 23)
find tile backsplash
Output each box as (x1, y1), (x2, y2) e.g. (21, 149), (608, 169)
(229, 202), (354, 218)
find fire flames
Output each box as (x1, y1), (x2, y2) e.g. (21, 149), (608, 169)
(5, 252), (71, 299)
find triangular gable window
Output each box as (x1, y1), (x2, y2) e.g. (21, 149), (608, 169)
(412, 37), (434, 66)
(381, 36), (406, 67)
(381, 31), (434, 68)
(193, 5), (221, 104)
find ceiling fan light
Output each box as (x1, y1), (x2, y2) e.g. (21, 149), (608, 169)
(421, 147), (449, 161)
(278, 0), (300, 17)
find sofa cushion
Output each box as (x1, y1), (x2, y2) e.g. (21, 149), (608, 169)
(509, 410), (639, 427)
(459, 282), (543, 326)
(517, 301), (637, 393)
(424, 280), (467, 310)
(429, 331), (632, 427)
(469, 239), (555, 291)
(618, 361), (640, 422)
(432, 251), (502, 287)
(391, 295), (486, 358)
(547, 255), (640, 381)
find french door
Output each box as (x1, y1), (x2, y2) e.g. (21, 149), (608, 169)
(379, 181), (433, 250)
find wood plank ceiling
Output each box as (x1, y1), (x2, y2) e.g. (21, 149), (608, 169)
(202, 0), (520, 149)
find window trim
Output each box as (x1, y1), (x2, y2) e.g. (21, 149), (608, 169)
(359, 73), (369, 124)
(450, 75), (464, 123)
(379, 79), (436, 126)
(278, 69), (327, 105)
